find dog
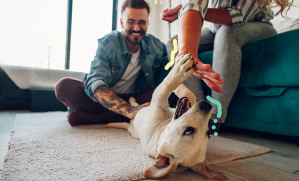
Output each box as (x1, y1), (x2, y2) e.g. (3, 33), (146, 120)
(105, 54), (227, 180)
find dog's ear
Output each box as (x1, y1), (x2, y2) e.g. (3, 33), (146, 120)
(191, 162), (228, 180)
(144, 153), (178, 178)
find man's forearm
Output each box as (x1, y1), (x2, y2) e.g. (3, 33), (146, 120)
(205, 8), (232, 26)
(93, 85), (131, 117)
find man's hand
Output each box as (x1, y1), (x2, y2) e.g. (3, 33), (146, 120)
(94, 85), (150, 119)
(160, 4), (182, 23)
(177, 52), (224, 93)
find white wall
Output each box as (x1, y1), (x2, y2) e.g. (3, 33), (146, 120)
(145, 0), (182, 44)
(272, 0), (299, 18)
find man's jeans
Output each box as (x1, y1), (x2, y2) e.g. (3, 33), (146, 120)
(167, 22), (277, 123)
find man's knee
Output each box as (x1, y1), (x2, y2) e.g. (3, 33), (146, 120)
(54, 77), (82, 102)
(55, 77), (70, 98)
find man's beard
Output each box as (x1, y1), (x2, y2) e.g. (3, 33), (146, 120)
(125, 29), (145, 45)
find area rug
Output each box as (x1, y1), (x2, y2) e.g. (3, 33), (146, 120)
(0, 112), (270, 181)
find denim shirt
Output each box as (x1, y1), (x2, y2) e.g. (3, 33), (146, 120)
(84, 30), (167, 102)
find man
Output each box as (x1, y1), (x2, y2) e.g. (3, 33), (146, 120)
(55, 0), (169, 126)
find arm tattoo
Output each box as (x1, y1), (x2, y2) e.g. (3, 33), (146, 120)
(100, 98), (116, 109)
(117, 110), (126, 116)
(95, 86), (111, 94)
(94, 85), (131, 116)
(109, 94), (124, 103)
(128, 104), (147, 113)
(116, 102), (131, 110)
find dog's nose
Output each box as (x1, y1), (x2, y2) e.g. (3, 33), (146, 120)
(199, 101), (212, 112)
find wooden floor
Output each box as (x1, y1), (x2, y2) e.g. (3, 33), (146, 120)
(1, 111), (298, 181)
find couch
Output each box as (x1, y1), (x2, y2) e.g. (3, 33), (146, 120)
(156, 26), (299, 138)
(200, 29), (299, 137)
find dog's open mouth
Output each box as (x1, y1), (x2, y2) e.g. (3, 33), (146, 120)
(174, 97), (191, 119)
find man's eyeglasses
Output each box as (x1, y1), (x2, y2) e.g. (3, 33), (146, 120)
(125, 20), (148, 28)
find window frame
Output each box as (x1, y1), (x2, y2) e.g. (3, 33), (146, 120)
(64, 0), (117, 70)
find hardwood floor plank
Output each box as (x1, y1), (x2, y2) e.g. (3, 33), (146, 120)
(245, 153), (299, 173)
(220, 132), (299, 158)
(160, 169), (243, 181)
(211, 159), (299, 181)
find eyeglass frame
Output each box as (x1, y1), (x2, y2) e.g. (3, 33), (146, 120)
(123, 19), (149, 28)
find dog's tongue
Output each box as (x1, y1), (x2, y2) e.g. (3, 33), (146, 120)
(174, 97), (191, 119)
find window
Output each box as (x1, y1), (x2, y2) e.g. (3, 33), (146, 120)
(0, 0), (67, 69)
(69, 0), (113, 73)
(0, 0), (113, 73)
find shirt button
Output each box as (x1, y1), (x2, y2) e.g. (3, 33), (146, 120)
(112, 71), (114, 73)
(158, 65), (160, 67)
(146, 73), (148, 75)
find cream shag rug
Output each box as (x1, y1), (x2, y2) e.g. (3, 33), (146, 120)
(0, 112), (270, 181)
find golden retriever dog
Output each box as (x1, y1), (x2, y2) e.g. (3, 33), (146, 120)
(105, 54), (227, 180)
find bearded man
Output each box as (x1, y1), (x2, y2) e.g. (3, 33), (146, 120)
(55, 0), (169, 126)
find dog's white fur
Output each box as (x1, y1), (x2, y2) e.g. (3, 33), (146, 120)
(105, 54), (227, 180)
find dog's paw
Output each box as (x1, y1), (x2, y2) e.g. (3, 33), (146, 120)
(169, 54), (194, 83)
(129, 97), (139, 107)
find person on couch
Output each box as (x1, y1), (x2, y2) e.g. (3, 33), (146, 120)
(55, 0), (170, 126)
(161, 0), (294, 124)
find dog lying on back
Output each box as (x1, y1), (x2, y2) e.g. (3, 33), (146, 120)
(105, 54), (227, 180)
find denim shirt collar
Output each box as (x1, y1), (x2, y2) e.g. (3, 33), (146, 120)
(120, 31), (151, 56)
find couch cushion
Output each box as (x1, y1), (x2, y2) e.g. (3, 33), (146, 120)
(198, 29), (299, 88)
(242, 29), (299, 87)
(262, 29), (299, 87)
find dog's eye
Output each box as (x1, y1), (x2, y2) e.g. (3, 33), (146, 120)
(183, 127), (195, 135)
